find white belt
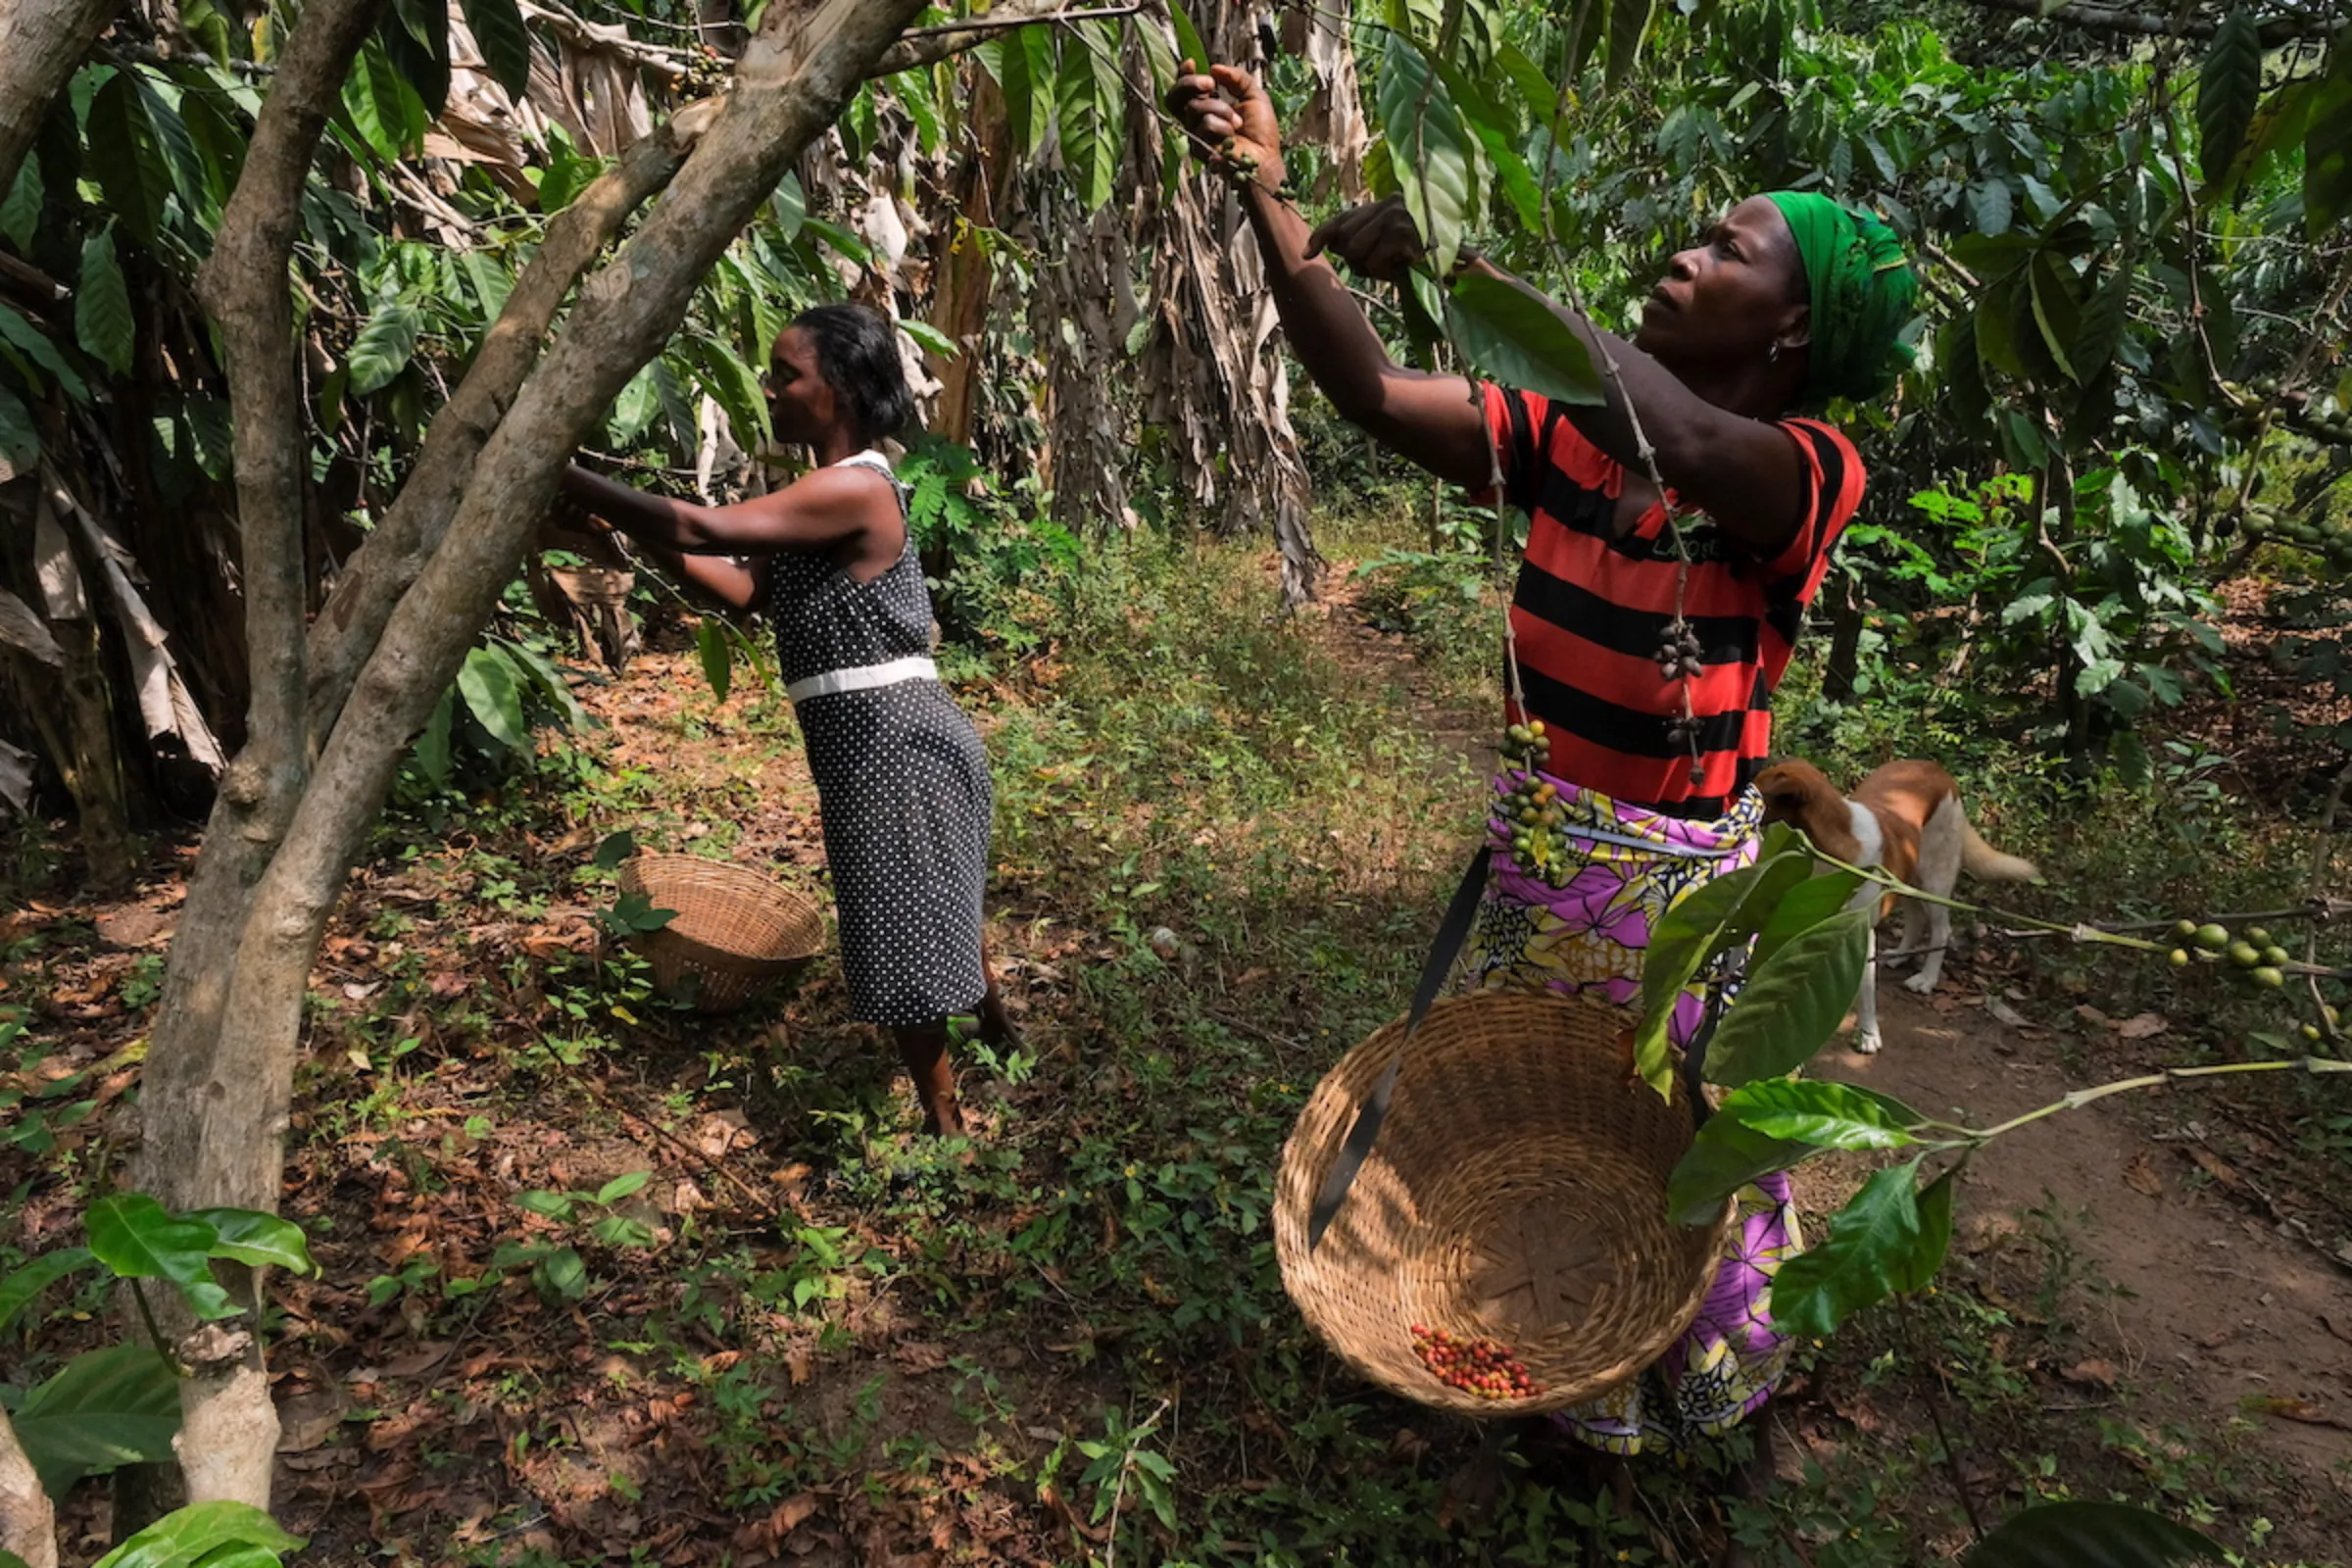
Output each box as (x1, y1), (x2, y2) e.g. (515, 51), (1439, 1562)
(786, 655), (937, 704)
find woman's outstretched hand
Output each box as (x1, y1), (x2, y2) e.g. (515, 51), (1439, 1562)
(1166, 60), (1285, 188)
(1307, 196), (1431, 285)
(546, 469), (607, 534)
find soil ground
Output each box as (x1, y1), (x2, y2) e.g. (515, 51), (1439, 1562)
(4, 542), (2349, 1564)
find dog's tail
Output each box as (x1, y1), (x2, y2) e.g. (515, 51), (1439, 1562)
(1960, 816), (2041, 884)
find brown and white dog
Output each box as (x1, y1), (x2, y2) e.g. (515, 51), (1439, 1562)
(1754, 759), (2041, 1054)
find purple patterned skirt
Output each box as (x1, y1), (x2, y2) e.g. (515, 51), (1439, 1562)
(1468, 767), (1800, 1457)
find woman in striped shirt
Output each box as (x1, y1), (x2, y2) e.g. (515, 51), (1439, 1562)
(1171, 65), (1919, 1469)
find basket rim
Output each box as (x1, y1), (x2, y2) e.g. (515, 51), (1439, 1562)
(1272, 989), (1738, 1417)
(615, 852), (826, 966)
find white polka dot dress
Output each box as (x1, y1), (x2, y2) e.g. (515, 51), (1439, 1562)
(767, 452), (991, 1028)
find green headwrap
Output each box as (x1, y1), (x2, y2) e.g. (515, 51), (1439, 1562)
(1763, 191), (1919, 406)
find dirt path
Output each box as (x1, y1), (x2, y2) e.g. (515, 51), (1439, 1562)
(1820, 992), (2352, 1499)
(1306, 565), (1498, 782)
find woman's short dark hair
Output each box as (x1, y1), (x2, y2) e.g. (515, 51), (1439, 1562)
(794, 303), (913, 444)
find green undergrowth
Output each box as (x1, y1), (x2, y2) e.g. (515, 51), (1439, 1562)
(5, 516), (2345, 1565)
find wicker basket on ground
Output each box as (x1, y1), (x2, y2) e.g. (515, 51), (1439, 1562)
(615, 854), (825, 1014)
(1273, 990), (1735, 1416)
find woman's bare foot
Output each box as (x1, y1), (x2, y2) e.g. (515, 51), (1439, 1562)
(894, 1022), (965, 1137)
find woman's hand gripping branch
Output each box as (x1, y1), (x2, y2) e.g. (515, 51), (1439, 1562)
(1165, 62), (1492, 487)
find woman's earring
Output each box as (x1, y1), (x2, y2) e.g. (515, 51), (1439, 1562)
(1768, 341), (1783, 364)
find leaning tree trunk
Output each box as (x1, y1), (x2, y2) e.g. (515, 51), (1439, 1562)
(0, 0), (121, 202)
(132, 0), (930, 1509)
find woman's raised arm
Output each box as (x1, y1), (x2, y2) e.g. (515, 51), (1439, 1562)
(1168, 64), (1492, 489)
(559, 463), (885, 558)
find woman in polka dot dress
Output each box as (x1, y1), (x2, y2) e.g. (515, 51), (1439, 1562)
(558, 303), (1013, 1136)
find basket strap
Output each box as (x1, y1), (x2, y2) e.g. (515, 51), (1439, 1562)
(1680, 941), (1750, 1130)
(1680, 1008), (1718, 1131)
(1306, 844), (1492, 1251)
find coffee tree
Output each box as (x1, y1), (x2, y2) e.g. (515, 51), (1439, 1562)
(1363, 0), (2351, 772)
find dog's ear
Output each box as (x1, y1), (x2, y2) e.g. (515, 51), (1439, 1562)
(1753, 761), (1816, 821)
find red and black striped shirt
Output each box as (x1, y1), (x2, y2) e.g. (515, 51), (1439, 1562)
(1482, 383), (1866, 820)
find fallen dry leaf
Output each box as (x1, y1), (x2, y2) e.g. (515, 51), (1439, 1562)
(2116, 1011), (2170, 1040)
(731, 1492), (823, 1557)
(2241, 1394), (2352, 1429)
(377, 1342), (453, 1379)
(2319, 1313), (2352, 1348)
(1984, 996), (2032, 1030)
(2123, 1150), (2165, 1198)
(2187, 1146), (2251, 1197)
(274, 1391), (347, 1452)
(96, 906), (173, 948)
(893, 1340), (949, 1374)
(2061, 1359), (2118, 1389)
(1038, 1483), (1107, 1543)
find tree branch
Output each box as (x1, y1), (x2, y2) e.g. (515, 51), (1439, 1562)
(0, 252), (70, 318)
(194, 0), (389, 823)
(0, 0), (121, 205)
(866, 0), (1143, 76)
(520, 0), (695, 80)
(306, 116), (703, 739)
(1964, 0), (2343, 45)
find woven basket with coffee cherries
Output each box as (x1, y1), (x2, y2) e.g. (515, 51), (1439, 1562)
(614, 854), (824, 1014)
(1274, 990), (1735, 1416)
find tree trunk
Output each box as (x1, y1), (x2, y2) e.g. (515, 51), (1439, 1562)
(1037, 197), (1134, 534)
(1821, 571), (1865, 704)
(0, 1400), (56, 1560)
(142, 22), (702, 1265)
(32, 484), (135, 882)
(925, 67), (1010, 449)
(1137, 1), (1320, 604)
(0, 1403), (58, 1568)
(133, 0), (930, 1509)
(0, 0), (120, 203)
(129, 0), (393, 1514)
